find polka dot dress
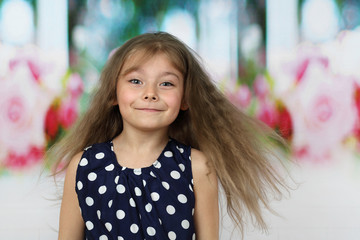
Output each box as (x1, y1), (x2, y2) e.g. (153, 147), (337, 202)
(76, 138), (196, 240)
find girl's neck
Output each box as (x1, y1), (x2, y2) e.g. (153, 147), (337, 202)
(113, 128), (169, 153)
(111, 128), (169, 169)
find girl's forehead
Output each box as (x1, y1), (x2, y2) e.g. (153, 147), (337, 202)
(125, 50), (166, 64)
(123, 51), (155, 66)
(121, 50), (181, 73)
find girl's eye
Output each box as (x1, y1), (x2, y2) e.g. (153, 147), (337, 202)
(129, 79), (142, 84)
(160, 82), (174, 87)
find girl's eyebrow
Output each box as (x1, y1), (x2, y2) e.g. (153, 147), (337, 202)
(160, 72), (181, 80)
(121, 67), (181, 80)
(120, 66), (141, 76)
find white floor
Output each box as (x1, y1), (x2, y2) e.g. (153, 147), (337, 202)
(221, 148), (360, 240)
(1, 149), (360, 240)
(0, 167), (61, 239)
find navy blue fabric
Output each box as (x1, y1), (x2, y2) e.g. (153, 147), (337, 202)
(76, 138), (196, 240)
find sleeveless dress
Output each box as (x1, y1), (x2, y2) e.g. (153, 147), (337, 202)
(76, 138), (196, 240)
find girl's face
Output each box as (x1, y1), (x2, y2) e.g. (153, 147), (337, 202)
(115, 52), (186, 133)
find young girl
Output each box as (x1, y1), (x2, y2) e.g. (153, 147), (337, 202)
(51, 32), (288, 240)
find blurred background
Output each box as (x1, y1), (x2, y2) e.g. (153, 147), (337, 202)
(0, 0), (360, 239)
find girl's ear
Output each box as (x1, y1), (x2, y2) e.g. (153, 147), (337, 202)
(180, 100), (189, 111)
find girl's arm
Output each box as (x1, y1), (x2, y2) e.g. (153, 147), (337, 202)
(58, 152), (85, 240)
(191, 149), (219, 240)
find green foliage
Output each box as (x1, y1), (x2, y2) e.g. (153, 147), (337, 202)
(237, 58), (265, 88)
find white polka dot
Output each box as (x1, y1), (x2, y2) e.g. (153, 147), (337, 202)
(192, 208), (195, 216)
(159, 218), (162, 225)
(118, 237), (124, 240)
(153, 160), (161, 168)
(170, 170), (180, 180)
(105, 164), (114, 171)
(122, 166), (127, 171)
(143, 179), (147, 187)
(179, 163), (185, 172)
(130, 223), (139, 233)
(79, 158), (88, 166)
(147, 226), (156, 236)
(177, 147), (184, 153)
(150, 171), (156, 178)
(164, 151), (173, 157)
(86, 197), (94, 206)
(116, 184), (126, 194)
(88, 172), (97, 181)
(85, 221), (94, 230)
(168, 231), (177, 239)
(145, 203), (152, 212)
(134, 187), (142, 196)
(116, 210), (125, 220)
(77, 181), (83, 190)
(98, 185), (107, 194)
(192, 233), (196, 240)
(150, 192), (160, 201)
(105, 222), (112, 231)
(129, 198), (136, 207)
(97, 210), (101, 219)
(99, 235), (108, 240)
(189, 184), (193, 192)
(108, 200), (113, 208)
(134, 168), (142, 175)
(114, 175), (119, 184)
(95, 152), (105, 159)
(162, 181), (170, 190)
(166, 205), (176, 215)
(181, 220), (190, 229)
(189, 156), (192, 160)
(178, 194), (187, 203)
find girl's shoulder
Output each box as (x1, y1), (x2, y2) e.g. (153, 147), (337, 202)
(190, 148), (210, 175)
(190, 148), (218, 193)
(65, 151), (84, 183)
(70, 151), (85, 166)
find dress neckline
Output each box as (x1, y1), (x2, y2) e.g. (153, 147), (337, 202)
(108, 139), (171, 173)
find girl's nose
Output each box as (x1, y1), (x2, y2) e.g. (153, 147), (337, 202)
(143, 86), (158, 101)
(143, 94), (158, 101)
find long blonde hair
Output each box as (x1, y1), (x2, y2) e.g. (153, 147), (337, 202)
(48, 32), (289, 236)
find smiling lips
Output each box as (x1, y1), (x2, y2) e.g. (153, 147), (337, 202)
(135, 107), (164, 112)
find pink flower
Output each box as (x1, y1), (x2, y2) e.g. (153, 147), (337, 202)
(256, 101), (278, 129)
(0, 44), (83, 170)
(6, 45), (66, 94)
(253, 75), (269, 99)
(352, 84), (360, 146)
(0, 64), (52, 158)
(295, 56), (329, 84)
(277, 102), (293, 140)
(0, 46), (58, 169)
(58, 98), (79, 129)
(67, 73), (84, 98)
(284, 63), (357, 161)
(354, 83), (360, 119)
(271, 44), (330, 94)
(45, 104), (60, 139)
(227, 85), (252, 109)
(5, 145), (44, 169)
